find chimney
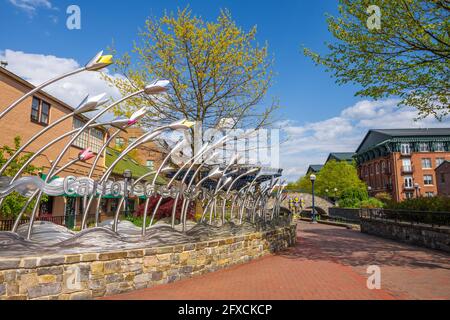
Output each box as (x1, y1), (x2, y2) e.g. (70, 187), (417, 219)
(0, 61), (7, 68)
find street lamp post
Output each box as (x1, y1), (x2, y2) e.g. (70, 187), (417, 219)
(123, 169), (132, 217)
(414, 183), (420, 198)
(367, 186), (372, 196)
(310, 174), (317, 223)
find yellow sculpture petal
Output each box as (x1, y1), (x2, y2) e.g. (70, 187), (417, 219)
(86, 55), (114, 71)
(97, 55), (113, 65)
(181, 120), (196, 128)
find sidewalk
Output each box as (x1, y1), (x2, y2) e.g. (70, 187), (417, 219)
(104, 222), (450, 300)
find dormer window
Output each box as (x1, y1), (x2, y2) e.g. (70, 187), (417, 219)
(434, 142), (445, 152)
(400, 143), (411, 155)
(418, 143), (429, 152)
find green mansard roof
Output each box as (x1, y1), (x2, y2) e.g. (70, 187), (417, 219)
(356, 128), (450, 154)
(306, 164), (323, 174)
(325, 152), (355, 163)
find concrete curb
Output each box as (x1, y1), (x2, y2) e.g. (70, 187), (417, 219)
(298, 217), (360, 230)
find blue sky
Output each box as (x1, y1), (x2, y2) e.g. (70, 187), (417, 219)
(1, 0), (448, 181)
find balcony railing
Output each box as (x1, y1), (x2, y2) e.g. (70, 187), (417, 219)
(401, 165), (414, 174)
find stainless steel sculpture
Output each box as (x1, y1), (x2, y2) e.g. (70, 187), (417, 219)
(0, 58), (288, 249)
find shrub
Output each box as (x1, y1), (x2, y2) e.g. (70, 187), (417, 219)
(360, 198), (384, 209)
(125, 215), (151, 227)
(374, 192), (392, 203)
(385, 196), (450, 212)
(340, 187), (369, 202)
(338, 197), (361, 208)
(133, 195), (195, 222)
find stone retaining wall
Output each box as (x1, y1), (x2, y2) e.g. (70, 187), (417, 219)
(360, 218), (450, 253)
(0, 224), (297, 300)
(329, 208), (361, 223)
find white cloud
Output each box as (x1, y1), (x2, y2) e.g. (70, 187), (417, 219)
(0, 49), (123, 120)
(8, 0), (53, 14)
(280, 99), (450, 182)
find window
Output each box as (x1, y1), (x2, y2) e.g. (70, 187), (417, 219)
(31, 97), (40, 122)
(72, 118), (104, 153)
(423, 175), (433, 185)
(405, 192), (414, 199)
(128, 137), (137, 145)
(418, 143), (429, 152)
(436, 158), (445, 167)
(30, 97), (50, 125)
(425, 192), (434, 198)
(146, 160), (154, 170)
(90, 128), (104, 153)
(381, 161), (385, 173)
(421, 158), (432, 169)
(115, 137), (124, 147)
(400, 143), (411, 155)
(40, 101), (50, 125)
(73, 118), (89, 150)
(434, 142), (445, 152)
(402, 159), (412, 172)
(441, 173), (446, 184)
(404, 176), (413, 188)
(375, 163), (379, 174)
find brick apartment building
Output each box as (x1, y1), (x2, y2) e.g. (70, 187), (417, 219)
(436, 160), (450, 197)
(108, 126), (165, 171)
(354, 129), (450, 202)
(0, 66), (167, 224)
(0, 66), (108, 221)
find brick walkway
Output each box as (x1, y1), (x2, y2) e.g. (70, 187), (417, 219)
(104, 222), (450, 300)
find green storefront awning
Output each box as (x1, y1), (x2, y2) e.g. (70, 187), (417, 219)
(40, 174), (59, 182)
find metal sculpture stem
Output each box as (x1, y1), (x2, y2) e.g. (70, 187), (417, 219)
(26, 90), (146, 239)
(0, 67), (85, 120)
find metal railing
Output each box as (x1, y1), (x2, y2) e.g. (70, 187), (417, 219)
(401, 165), (414, 174)
(360, 208), (450, 227)
(0, 214), (100, 231)
(0, 215), (64, 231)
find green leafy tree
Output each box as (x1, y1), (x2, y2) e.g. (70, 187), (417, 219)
(304, 0), (450, 119)
(296, 160), (367, 198)
(104, 7), (280, 219)
(104, 7), (279, 133)
(0, 136), (43, 219)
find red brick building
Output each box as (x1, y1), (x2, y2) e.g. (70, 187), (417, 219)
(0, 66), (107, 221)
(108, 126), (165, 171)
(354, 129), (450, 202)
(435, 160), (450, 197)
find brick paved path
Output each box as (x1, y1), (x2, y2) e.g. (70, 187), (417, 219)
(104, 222), (450, 300)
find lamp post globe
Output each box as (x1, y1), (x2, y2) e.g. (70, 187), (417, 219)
(310, 174), (317, 223)
(414, 183), (420, 198)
